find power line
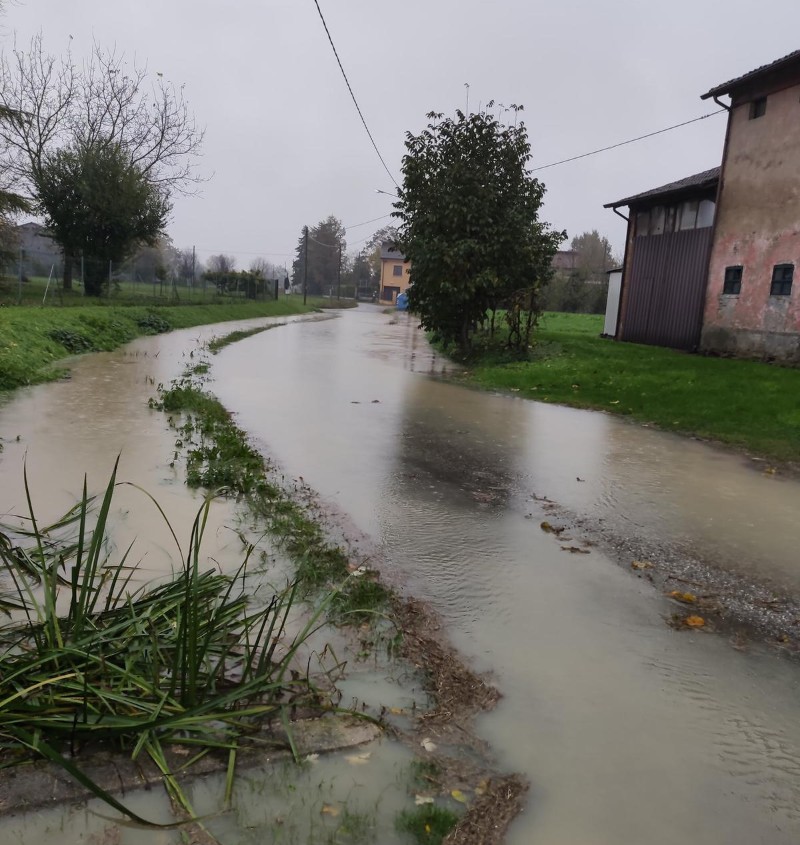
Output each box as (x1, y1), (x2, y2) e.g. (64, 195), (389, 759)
(311, 0), (399, 188)
(343, 212), (393, 229)
(530, 109), (726, 172)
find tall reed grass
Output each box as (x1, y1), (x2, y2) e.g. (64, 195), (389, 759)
(0, 460), (331, 825)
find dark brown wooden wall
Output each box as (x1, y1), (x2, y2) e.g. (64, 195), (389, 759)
(620, 228), (713, 350)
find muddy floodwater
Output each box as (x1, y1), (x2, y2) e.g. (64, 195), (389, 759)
(1, 306), (799, 844)
(211, 305), (800, 845)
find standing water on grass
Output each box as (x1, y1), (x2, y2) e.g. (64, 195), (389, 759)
(209, 305), (800, 845)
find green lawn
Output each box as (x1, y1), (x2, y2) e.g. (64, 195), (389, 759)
(458, 311), (800, 465)
(0, 297), (334, 392)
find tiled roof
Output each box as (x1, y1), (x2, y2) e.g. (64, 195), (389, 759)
(701, 49), (800, 99)
(380, 242), (405, 261)
(604, 167), (720, 209)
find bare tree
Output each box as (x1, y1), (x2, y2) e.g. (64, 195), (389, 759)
(250, 257), (279, 279)
(207, 254), (236, 274)
(0, 34), (203, 289)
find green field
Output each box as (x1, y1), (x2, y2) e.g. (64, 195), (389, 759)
(0, 297), (338, 392)
(457, 311), (800, 465)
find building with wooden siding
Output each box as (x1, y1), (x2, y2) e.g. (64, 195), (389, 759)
(604, 168), (719, 351)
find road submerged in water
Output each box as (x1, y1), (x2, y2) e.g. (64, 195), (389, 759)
(0, 305), (799, 844)
(212, 305), (800, 845)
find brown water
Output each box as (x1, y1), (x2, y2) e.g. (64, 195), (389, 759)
(1, 308), (799, 844)
(208, 305), (800, 845)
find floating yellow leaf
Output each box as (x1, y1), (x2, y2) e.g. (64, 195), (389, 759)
(389, 706), (405, 715)
(321, 804), (340, 817)
(344, 752), (371, 765)
(684, 615), (705, 628)
(669, 590), (697, 603)
(425, 824), (431, 833)
(451, 789), (469, 804)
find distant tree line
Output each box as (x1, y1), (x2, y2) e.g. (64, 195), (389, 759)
(541, 230), (619, 314)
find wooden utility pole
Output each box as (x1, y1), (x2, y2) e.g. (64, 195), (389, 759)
(303, 226), (308, 305)
(337, 244), (342, 301)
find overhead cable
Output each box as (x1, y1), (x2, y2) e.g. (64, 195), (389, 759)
(311, 0), (399, 188)
(530, 109), (726, 172)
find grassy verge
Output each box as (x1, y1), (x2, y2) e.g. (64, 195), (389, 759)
(152, 356), (392, 623)
(447, 312), (800, 465)
(0, 298), (339, 392)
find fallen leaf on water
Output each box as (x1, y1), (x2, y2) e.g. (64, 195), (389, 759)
(669, 590), (697, 604)
(344, 752), (371, 765)
(321, 804), (340, 817)
(451, 789), (469, 804)
(389, 706), (405, 715)
(684, 615), (706, 628)
(421, 738), (437, 752)
(540, 521), (565, 535)
(415, 795), (435, 806)
(425, 824), (432, 834)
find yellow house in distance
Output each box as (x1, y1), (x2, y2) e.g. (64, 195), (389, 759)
(379, 243), (411, 304)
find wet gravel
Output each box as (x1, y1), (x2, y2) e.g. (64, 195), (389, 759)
(536, 494), (800, 656)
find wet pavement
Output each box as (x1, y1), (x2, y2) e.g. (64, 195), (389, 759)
(211, 304), (800, 845)
(1, 305), (799, 844)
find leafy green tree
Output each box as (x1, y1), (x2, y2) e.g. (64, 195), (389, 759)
(292, 215), (345, 295)
(35, 141), (170, 296)
(394, 105), (564, 352)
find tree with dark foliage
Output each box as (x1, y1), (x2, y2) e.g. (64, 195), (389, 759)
(393, 104), (564, 353)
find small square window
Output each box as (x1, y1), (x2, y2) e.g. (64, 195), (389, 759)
(723, 266), (742, 295)
(392, 264), (403, 277)
(750, 97), (767, 119)
(770, 264), (793, 296)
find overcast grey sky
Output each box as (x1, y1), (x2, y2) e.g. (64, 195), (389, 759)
(5, 1), (799, 269)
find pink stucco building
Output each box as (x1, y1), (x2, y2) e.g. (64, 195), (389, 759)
(606, 50), (800, 361)
(700, 50), (800, 361)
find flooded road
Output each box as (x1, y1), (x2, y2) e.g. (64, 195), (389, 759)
(210, 305), (800, 845)
(1, 306), (799, 844)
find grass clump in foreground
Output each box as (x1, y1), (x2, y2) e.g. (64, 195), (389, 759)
(448, 311), (800, 465)
(396, 805), (460, 845)
(0, 460), (331, 826)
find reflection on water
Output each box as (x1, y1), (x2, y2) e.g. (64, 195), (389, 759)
(212, 305), (800, 845)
